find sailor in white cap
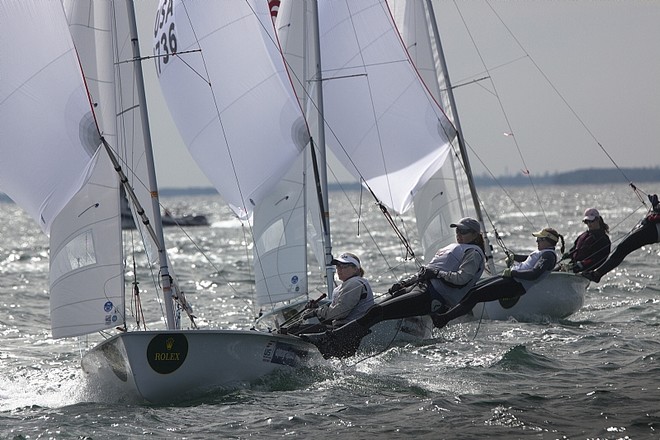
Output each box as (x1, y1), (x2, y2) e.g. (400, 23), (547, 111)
(302, 218), (487, 358)
(302, 252), (374, 329)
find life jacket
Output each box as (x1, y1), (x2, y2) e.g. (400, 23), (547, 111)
(426, 243), (485, 307)
(513, 248), (556, 291)
(335, 276), (374, 325)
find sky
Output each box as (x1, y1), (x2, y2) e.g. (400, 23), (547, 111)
(136, 1), (660, 189)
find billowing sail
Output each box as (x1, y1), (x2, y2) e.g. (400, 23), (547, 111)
(64, 0), (160, 261)
(314, 0), (454, 214)
(250, 0), (328, 309)
(389, 0), (472, 259)
(0, 1), (101, 233)
(154, 0), (308, 219)
(0, 0), (124, 338)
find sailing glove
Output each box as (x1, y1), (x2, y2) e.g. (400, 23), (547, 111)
(418, 266), (439, 281)
(302, 309), (317, 320)
(388, 282), (403, 294)
(571, 261), (584, 273)
(502, 268), (512, 278)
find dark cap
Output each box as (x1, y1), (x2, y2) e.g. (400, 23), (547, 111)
(450, 217), (481, 233)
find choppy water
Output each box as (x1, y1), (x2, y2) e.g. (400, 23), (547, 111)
(1, 183), (659, 439)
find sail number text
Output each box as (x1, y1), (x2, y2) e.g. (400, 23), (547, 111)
(154, 0), (176, 75)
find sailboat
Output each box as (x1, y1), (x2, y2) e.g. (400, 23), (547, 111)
(388, 0), (589, 321)
(154, 0), (586, 356)
(1, 0), (321, 404)
(1, 0), (587, 405)
(152, 0), (456, 352)
(120, 189), (210, 230)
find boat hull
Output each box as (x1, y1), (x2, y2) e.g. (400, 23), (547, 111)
(81, 329), (321, 403)
(256, 300), (434, 353)
(473, 272), (589, 321)
(361, 316), (433, 351)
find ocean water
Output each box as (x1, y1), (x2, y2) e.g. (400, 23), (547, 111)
(1, 183), (659, 439)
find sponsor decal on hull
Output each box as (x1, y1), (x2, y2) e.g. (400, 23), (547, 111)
(262, 341), (307, 367)
(147, 333), (189, 374)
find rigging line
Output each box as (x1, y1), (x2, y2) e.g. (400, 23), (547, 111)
(449, 136), (528, 257)
(484, 1), (637, 190)
(175, 2), (279, 309)
(452, 0), (549, 224)
(340, 1), (399, 214)
(114, 48), (201, 65)
(178, 1), (256, 225)
(324, 166), (418, 282)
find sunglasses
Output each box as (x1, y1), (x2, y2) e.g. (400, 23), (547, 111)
(336, 263), (354, 269)
(583, 219), (596, 224)
(456, 228), (474, 235)
(536, 238), (546, 243)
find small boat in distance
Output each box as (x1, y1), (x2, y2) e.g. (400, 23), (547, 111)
(121, 198), (209, 230)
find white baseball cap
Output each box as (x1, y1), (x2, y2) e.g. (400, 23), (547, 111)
(331, 252), (361, 269)
(583, 208), (600, 221)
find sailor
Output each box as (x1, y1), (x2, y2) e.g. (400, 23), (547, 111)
(430, 227), (563, 329)
(582, 193), (660, 283)
(560, 207), (611, 273)
(302, 217), (486, 358)
(291, 252), (374, 333)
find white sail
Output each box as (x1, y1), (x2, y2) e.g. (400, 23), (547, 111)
(0, 0), (125, 338)
(0, 1), (100, 233)
(389, 0), (471, 259)
(253, 155), (308, 308)
(314, 0), (454, 215)
(49, 150), (124, 338)
(64, 0), (160, 261)
(154, 0), (308, 219)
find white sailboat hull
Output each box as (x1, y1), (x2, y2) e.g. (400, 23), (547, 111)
(81, 330), (321, 403)
(473, 272), (589, 321)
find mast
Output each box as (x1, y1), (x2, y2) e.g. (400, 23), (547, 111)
(310, 0), (335, 299)
(125, 0), (177, 328)
(425, 0), (496, 273)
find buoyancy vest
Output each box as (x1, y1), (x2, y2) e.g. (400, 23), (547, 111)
(427, 243), (486, 307)
(334, 276), (374, 325)
(512, 248), (556, 291)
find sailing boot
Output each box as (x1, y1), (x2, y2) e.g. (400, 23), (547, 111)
(581, 270), (602, 283)
(429, 313), (450, 329)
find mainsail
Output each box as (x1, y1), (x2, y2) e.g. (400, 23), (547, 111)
(64, 0), (162, 261)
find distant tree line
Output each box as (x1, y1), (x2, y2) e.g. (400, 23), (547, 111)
(473, 167), (660, 187)
(2, 168), (659, 202)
